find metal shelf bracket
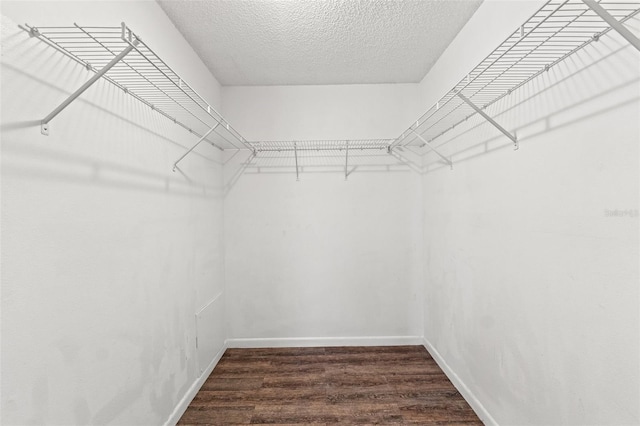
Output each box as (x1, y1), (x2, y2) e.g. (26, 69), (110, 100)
(457, 92), (519, 151)
(39, 23), (138, 135)
(583, 0), (640, 52)
(410, 130), (453, 170)
(172, 123), (220, 171)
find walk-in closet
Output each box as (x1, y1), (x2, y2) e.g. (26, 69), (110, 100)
(1, 0), (639, 424)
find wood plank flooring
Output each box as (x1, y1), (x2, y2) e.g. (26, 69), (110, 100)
(178, 345), (481, 425)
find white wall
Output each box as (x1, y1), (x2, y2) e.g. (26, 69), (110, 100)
(418, 1), (640, 424)
(222, 85), (425, 345)
(1, 2), (226, 424)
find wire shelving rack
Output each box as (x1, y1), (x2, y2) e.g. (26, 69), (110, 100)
(250, 140), (393, 152)
(25, 22), (251, 152)
(390, 0), (640, 159)
(24, 0), (640, 173)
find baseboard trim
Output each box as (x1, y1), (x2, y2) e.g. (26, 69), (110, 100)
(422, 337), (498, 426)
(164, 341), (228, 426)
(226, 335), (423, 348)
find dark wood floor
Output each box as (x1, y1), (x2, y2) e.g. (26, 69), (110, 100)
(178, 345), (481, 425)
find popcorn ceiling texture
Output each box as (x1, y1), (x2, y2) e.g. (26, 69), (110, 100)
(158, 0), (483, 86)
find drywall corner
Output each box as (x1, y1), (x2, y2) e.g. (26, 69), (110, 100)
(423, 337), (498, 426)
(164, 342), (228, 426)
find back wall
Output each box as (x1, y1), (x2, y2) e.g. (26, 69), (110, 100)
(222, 84), (425, 345)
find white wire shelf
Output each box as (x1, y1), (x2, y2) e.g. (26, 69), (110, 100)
(26, 22), (251, 151)
(391, 0), (640, 151)
(250, 140), (393, 152)
(245, 140), (394, 180)
(24, 0), (640, 174)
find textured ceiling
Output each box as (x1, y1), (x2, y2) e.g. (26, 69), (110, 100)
(158, 0), (483, 86)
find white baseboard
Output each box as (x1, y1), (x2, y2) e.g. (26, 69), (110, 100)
(164, 341), (228, 426)
(226, 335), (423, 348)
(422, 337), (498, 426)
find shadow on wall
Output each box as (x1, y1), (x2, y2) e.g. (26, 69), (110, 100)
(221, 28), (639, 188)
(420, 36), (640, 173)
(222, 147), (423, 194)
(2, 142), (223, 200)
(1, 25), (223, 200)
(7, 18), (637, 192)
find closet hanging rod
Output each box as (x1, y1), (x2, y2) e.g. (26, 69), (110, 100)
(390, 0), (640, 153)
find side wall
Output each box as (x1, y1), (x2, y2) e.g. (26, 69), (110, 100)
(1, 2), (226, 424)
(418, 1), (640, 424)
(222, 85), (425, 346)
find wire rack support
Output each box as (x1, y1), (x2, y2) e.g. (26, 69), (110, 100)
(26, 22), (253, 154)
(456, 92), (518, 150)
(23, 0), (640, 175)
(390, 0), (640, 155)
(173, 123), (220, 172)
(584, 0), (640, 49)
(410, 130), (453, 169)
